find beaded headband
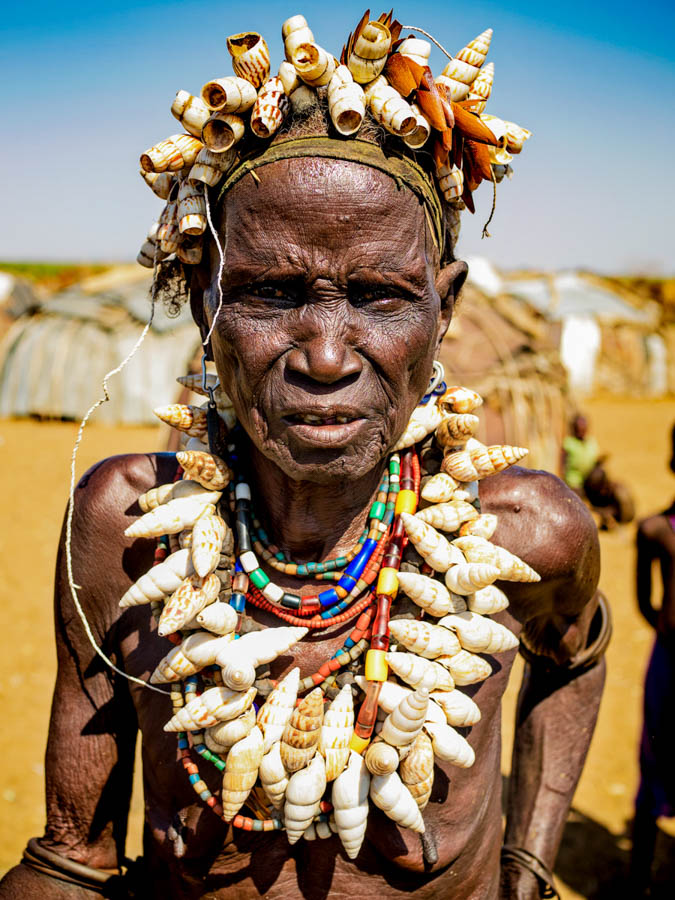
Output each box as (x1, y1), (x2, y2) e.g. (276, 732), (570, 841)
(136, 9), (532, 269)
(216, 136), (446, 252)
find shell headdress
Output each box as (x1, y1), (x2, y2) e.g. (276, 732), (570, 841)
(136, 9), (531, 269)
(122, 5), (535, 862)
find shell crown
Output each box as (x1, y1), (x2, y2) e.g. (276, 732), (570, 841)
(137, 10), (531, 269)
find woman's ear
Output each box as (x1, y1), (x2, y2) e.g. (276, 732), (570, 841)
(434, 259), (468, 349)
(189, 262), (214, 360)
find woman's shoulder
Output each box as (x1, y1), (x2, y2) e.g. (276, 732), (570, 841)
(74, 452), (180, 515)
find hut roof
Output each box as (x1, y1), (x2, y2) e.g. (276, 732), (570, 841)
(504, 271), (657, 326)
(0, 271), (201, 424)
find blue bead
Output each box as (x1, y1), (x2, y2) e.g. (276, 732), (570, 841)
(319, 588), (340, 608)
(433, 381), (447, 395)
(230, 592), (246, 612)
(189, 773), (199, 784)
(343, 637), (355, 649)
(235, 559), (243, 573)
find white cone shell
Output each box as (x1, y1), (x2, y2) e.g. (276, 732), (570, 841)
(318, 685), (354, 781)
(429, 690), (482, 727)
(257, 667), (300, 752)
(164, 685), (256, 732)
(421, 473), (460, 504)
(221, 725), (265, 822)
(415, 500), (479, 533)
(400, 513), (465, 573)
(353, 676), (446, 726)
(284, 755), (327, 845)
(393, 403), (443, 451)
(436, 650), (492, 686)
(397, 571), (467, 617)
(444, 563), (500, 595)
(370, 771), (425, 833)
(332, 750), (370, 859)
(125, 493), (220, 539)
(424, 721), (475, 768)
(217, 627), (308, 690)
(120, 548), (194, 607)
(385, 652), (454, 692)
(196, 602), (239, 634)
(259, 741), (289, 809)
(380, 688), (429, 747)
(468, 585), (509, 615)
(151, 631), (235, 683)
(453, 536), (540, 583)
(438, 611), (519, 654)
(389, 619), (461, 659)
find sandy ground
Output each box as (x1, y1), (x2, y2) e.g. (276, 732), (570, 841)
(1, 398), (675, 896)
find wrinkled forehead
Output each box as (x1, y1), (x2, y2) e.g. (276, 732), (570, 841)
(216, 157), (437, 277)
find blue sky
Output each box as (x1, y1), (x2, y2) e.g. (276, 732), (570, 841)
(2, 1), (674, 272)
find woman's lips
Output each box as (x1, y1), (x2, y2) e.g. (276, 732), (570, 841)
(282, 414), (368, 447)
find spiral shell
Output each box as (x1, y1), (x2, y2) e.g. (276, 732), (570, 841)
(438, 386), (483, 415)
(140, 169), (173, 199)
(436, 414), (480, 449)
(453, 536), (539, 583)
(332, 750), (370, 858)
(381, 688), (429, 747)
(438, 28), (492, 101)
(259, 741), (289, 809)
(175, 451), (232, 492)
(327, 65), (365, 136)
(348, 20), (391, 84)
(394, 402), (443, 451)
(217, 626), (308, 691)
(444, 563), (499, 596)
(188, 146), (236, 187)
(439, 610), (519, 654)
(399, 732), (434, 810)
(364, 737), (399, 776)
(403, 103), (431, 150)
(467, 584), (509, 615)
(364, 76), (417, 137)
(353, 676), (446, 727)
(282, 14), (314, 61)
(389, 619), (461, 659)
(459, 514), (498, 541)
(400, 513), (465, 573)
(201, 112), (245, 153)
(319, 684), (354, 781)
(436, 162), (464, 202)
(151, 630), (235, 683)
(424, 721), (475, 768)
(416, 500), (478, 533)
(436, 649), (492, 686)
(430, 689), (481, 727)
(226, 32), (270, 88)
(398, 37), (431, 67)
(292, 42), (336, 87)
(171, 90), (211, 138)
(281, 686), (324, 773)
(201, 76), (257, 113)
(154, 403), (208, 438)
(397, 571), (467, 617)
(140, 134), (203, 174)
(467, 62), (494, 113)
(177, 179), (206, 236)
(442, 443), (528, 482)
(196, 601), (239, 635)
(205, 706), (256, 752)
(120, 548), (194, 607)
(385, 652), (454, 692)
(124, 493), (219, 539)
(250, 76), (289, 139)
(370, 771), (425, 833)
(190, 513), (226, 577)
(164, 685), (256, 732)
(156, 201), (179, 253)
(421, 472), (460, 504)
(482, 117), (531, 154)
(284, 754), (327, 845)
(158, 572), (220, 637)
(257, 667), (300, 752)
(221, 725), (265, 822)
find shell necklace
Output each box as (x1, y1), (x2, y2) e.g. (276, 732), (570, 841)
(121, 372), (539, 853)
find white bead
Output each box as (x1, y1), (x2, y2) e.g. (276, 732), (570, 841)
(235, 483), (251, 501)
(240, 551), (258, 573)
(263, 582), (284, 602)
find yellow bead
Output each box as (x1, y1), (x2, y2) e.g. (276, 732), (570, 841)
(365, 649), (388, 682)
(376, 566), (399, 597)
(395, 489), (417, 516)
(349, 733), (370, 754)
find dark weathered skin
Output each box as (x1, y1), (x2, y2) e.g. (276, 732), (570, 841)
(0, 160), (603, 900)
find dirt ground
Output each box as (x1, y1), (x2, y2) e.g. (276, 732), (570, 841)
(1, 397), (675, 896)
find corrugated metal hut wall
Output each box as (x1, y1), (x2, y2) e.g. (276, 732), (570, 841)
(439, 285), (569, 475)
(0, 277), (201, 425)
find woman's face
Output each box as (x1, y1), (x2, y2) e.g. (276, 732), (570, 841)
(197, 157), (465, 483)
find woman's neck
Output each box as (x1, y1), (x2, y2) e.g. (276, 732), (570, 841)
(244, 441), (387, 563)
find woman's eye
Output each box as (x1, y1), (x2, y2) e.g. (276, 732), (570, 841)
(351, 288), (407, 308)
(249, 284), (298, 305)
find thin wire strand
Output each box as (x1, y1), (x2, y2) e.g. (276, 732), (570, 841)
(202, 190), (226, 347)
(400, 26), (454, 61)
(481, 169), (497, 239)
(64, 255), (167, 694)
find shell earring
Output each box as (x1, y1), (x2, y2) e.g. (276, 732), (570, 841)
(425, 360), (445, 398)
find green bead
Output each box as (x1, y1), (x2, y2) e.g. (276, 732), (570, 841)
(369, 500), (386, 521)
(390, 459), (400, 474)
(249, 568), (270, 589)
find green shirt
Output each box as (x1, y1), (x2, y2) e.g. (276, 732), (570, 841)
(563, 435), (600, 490)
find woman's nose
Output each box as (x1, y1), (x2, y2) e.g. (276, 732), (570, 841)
(286, 335), (363, 386)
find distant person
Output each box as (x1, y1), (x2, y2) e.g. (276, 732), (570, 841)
(631, 424), (675, 895)
(562, 414), (600, 495)
(563, 413), (634, 529)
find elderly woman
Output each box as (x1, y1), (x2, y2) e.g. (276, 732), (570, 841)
(0, 14), (606, 900)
